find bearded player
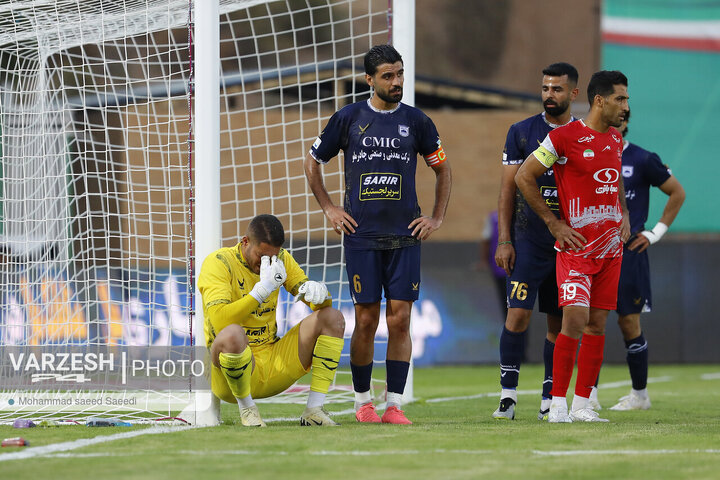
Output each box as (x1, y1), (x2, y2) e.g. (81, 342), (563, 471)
(492, 62), (579, 421)
(515, 70), (631, 423)
(305, 44), (452, 424)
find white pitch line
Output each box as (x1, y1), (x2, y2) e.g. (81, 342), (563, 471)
(19, 447), (716, 460)
(700, 372), (720, 380)
(0, 426), (194, 462)
(426, 376), (673, 404)
(36, 448), (497, 459)
(534, 449), (720, 457)
(599, 375), (672, 389)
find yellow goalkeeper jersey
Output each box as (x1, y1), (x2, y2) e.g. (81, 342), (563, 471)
(198, 244), (322, 348)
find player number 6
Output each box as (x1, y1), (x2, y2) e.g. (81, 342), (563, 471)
(353, 274), (362, 293)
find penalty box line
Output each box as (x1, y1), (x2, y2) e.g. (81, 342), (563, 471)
(8, 447), (720, 461)
(426, 375), (674, 404)
(0, 426), (198, 463)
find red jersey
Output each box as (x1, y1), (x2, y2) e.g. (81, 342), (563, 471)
(533, 120), (624, 258)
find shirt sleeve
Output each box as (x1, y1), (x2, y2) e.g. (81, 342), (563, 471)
(502, 124), (524, 165)
(280, 250), (308, 296)
(197, 252), (233, 310)
(281, 250), (332, 310)
(309, 109), (348, 164)
(198, 251), (262, 334)
(418, 113), (447, 167)
(533, 133), (562, 168)
(644, 151), (672, 187)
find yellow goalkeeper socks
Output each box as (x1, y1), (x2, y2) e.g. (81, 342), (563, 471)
(219, 347), (254, 407)
(309, 335), (344, 401)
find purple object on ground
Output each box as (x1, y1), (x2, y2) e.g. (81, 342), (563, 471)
(12, 419), (36, 429)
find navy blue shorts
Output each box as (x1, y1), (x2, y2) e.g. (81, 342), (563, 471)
(506, 237), (561, 316)
(616, 246), (652, 315)
(344, 245), (421, 304)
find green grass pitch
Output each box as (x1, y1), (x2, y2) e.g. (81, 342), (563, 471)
(1, 364), (719, 479)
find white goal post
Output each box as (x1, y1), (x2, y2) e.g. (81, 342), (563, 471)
(0, 0), (416, 426)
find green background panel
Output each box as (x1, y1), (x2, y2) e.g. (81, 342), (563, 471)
(602, 44), (720, 232)
(605, 0), (720, 20)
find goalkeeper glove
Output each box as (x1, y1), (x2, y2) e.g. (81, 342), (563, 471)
(249, 255), (287, 304)
(295, 281), (329, 305)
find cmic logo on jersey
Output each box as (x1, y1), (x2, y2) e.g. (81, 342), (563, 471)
(361, 136), (401, 148)
(593, 168), (619, 194)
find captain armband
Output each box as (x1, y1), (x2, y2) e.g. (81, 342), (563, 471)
(639, 222), (668, 245)
(423, 145), (447, 167)
(533, 146), (557, 168)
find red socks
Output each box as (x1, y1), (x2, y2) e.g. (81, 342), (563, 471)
(550, 333), (579, 398)
(575, 333), (605, 398)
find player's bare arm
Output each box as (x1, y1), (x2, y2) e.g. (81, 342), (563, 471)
(515, 154), (587, 251)
(408, 159), (452, 240)
(628, 175), (685, 252)
(495, 163), (520, 275)
(656, 176), (686, 226)
(304, 152), (358, 235)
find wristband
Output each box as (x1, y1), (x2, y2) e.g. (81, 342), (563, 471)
(497, 241), (512, 246)
(639, 222), (668, 245)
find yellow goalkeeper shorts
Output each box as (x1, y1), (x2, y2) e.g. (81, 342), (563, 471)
(211, 321), (310, 402)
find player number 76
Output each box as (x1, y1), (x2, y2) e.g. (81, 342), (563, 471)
(509, 281), (528, 301)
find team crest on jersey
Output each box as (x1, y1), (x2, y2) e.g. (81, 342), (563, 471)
(622, 165), (634, 177)
(398, 125), (410, 137)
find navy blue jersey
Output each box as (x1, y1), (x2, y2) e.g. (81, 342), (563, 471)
(621, 142), (672, 234)
(310, 100), (444, 250)
(503, 113), (570, 248)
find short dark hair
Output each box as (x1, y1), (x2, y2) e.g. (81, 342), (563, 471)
(364, 44), (403, 76)
(247, 214), (284, 247)
(542, 62), (579, 86)
(587, 70), (628, 107)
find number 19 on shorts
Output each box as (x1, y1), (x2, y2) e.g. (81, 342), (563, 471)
(561, 283), (577, 301)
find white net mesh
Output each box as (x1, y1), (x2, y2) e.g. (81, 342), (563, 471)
(0, 0), (390, 422)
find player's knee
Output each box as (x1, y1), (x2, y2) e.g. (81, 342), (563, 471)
(318, 306), (345, 337)
(617, 315), (641, 338)
(505, 308), (532, 332)
(386, 313), (410, 337)
(354, 312), (380, 333)
(215, 324), (249, 354)
(584, 324), (605, 336)
(546, 315), (562, 336)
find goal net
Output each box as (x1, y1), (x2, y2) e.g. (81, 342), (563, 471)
(0, 0), (398, 425)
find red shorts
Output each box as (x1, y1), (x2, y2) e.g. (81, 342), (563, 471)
(556, 253), (622, 310)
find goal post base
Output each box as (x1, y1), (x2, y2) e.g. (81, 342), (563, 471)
(178, 391), (221, 427)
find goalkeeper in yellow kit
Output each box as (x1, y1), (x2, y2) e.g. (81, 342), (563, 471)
(198, 214), (346, 427)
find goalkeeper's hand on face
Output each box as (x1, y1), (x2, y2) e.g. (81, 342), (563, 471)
(249, 255), (287, 304)
(295, 281), (329, 305)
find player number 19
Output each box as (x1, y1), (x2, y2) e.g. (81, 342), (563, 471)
(561, 283), (577, 300)
(509, 281), (528, 301)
